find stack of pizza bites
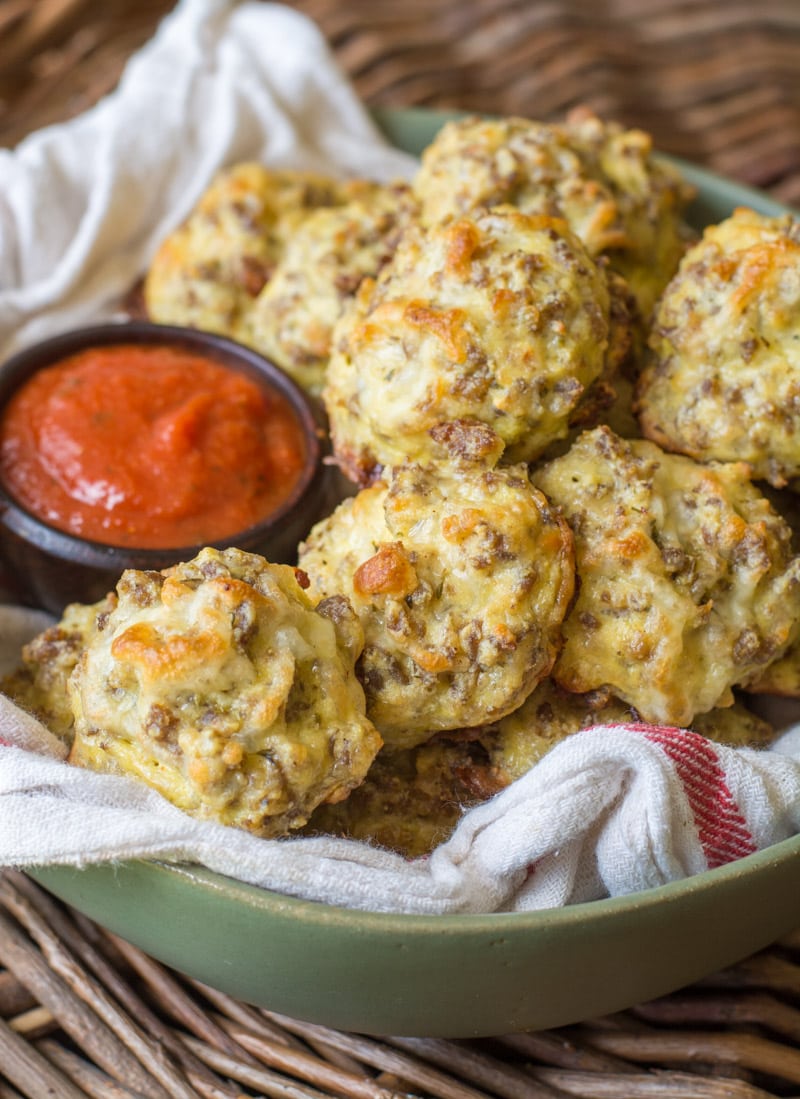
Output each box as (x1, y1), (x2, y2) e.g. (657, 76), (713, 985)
(144, 166), (417, 396)
(7, 111), (800, 855)
(301, 113), (800, 855)
(410, 110), (694, 322)
(635, 205), (800, 700)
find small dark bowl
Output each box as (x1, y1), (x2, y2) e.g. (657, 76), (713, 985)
(0, 323), (331, 614)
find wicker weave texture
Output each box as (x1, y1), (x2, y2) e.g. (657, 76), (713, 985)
(1, 0), (800, 204)
(1, 871), (800, 1099)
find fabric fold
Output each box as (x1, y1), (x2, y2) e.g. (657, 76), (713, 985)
(1, 686), (798, 915)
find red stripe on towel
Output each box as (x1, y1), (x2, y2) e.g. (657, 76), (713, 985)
(632, 724), (757, 868)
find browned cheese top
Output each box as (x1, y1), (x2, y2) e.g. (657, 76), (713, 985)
(532, 426), (800, 726)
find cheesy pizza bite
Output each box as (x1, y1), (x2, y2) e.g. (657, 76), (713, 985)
(324, 206), (627, 486)
(64, 548), (381, 837)
(143, 163), (383, 352)
(477, 679), (777, 787)
(2, 596), (113, 743)
(637, 207), (800, 486)
(413, 110), (693, 321)
(531, 426), (800, 727)
(305, 736), (503, 857)
(743, 485), (800, 697)
(298, 445), (575, 748)
(242, 182), (417, 394)
(745, 645), (800, 697)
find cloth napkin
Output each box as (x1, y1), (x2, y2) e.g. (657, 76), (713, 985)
(1, 609), (799, 915)
(0, 0), (799, 915)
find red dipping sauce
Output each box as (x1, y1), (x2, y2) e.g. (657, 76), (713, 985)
(0, 343), (309, 549)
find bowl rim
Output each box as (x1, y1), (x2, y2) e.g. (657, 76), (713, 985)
(0, 320), (323, 560)
(133, 827), (800, 930)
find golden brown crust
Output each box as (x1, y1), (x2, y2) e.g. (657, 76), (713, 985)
(637, 207), (800, 486)
(531, 426), (800, 726)
(744, 646), (800, 697)
(144, 164), (350, 342)
(298, 454), (575, 747)
(324, 206), (625, 484)
(303, 737), (504, 857)
(744, 486), (800, 696)
(144, 165), (410, 394)
(1, 596), (114, 743)
(412, 110), (694, 320)
(65, 548), (381, 836)
(477, 680), (776, 786)
(689, 700), (777, 747)
(242, 182), (417, 394)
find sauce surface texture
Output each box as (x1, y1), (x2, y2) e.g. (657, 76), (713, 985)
(0, 343), (308, 548)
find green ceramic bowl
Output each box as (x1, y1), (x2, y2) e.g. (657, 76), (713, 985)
(29, 109), (800, 1039)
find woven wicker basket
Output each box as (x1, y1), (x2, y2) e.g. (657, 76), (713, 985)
(1, 0), (800, 204)
(1, 2), (799, 1095)
(2, 872), (800, 1098)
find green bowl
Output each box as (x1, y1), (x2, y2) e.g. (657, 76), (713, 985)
(29, 109), (800, 1039)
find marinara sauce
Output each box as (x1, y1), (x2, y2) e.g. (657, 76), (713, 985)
(0, 343), (309, 548)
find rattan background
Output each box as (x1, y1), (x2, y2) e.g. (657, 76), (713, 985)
(1, 0), (799, 204)
(2, 871), (800, 1098)
(1, 1), (800, 1095)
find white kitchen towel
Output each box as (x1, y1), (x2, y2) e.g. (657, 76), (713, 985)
(0, 0), (417, 360)
(1, 672), (799, 914)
